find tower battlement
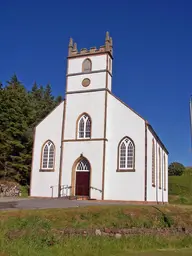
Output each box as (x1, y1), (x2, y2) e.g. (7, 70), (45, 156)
(68, 32), (113, 58)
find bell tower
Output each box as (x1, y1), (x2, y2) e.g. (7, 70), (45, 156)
(60, 32), (114, 199)
(65, 32), (113, 93)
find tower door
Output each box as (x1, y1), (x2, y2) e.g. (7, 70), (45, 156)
(75, 158), (90, 197)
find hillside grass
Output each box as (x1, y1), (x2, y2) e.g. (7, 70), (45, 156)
(1, 205), (192, 255)
(169, 168), (192, 205)
(1, 204), (192, 229)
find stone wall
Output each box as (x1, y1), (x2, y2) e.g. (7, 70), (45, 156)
(0, 180), (21, 197)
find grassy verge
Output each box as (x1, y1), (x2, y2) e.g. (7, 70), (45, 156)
(1, 234), (192, 256)
(19, 185), (29, 198)
(1, 205), (192, 229)
(168, 168), (192, 205)
(1, 205), (192, 255)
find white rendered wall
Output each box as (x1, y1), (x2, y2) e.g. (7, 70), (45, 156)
(61, 90), (106, 199)
(146, 130), (168, 203)
(30, 102), (64, 198)
(61, 141), (103, 200)
(104, 93), (146, 201)
(107, 55), (112, 91)
(163, 153), (168, 202)
(157, 145), (163, 202)
(64, 91), (105, 139)
(147, 135), (168, 203)
(68, 54), (107, 74)
(107, 73), (112, 91)
(108, 56), (112, 73)
(160, 146), (168, 203)
(146, 128), (157, 202)
(67, 72), (107, 92)
(67, 53), (112, 93)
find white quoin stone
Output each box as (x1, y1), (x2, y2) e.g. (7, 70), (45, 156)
(30, 35), (168, 203)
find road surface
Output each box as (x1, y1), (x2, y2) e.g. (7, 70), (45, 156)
(0, 197), (140, 210)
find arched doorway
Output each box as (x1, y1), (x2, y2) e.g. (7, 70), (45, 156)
(75, 158), (90, 197)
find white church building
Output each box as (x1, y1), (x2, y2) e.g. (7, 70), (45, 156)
(30, 32), (168, 203)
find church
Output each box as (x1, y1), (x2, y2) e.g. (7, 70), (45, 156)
(30, 32), (168, 203)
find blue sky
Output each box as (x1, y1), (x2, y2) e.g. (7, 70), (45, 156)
(0, 0), (192, 166)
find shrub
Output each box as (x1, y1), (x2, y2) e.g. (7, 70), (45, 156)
(168, 162), (185, 176)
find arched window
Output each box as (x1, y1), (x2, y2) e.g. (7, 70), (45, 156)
(82, 58), (92, 72)
(118, 137), (135, 171)
(164, 154), (166, 191)
(77, 114), (91, 139)
(41, 140), (55, 170)
(152, 139), (156, 186)
(76, 158), (90, 171)
(159, 148), (161, 189)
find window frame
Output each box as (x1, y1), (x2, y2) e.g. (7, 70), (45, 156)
(117, 136), (135, 172)
(82, 58), (92, 73)
(40, 140), (55, 172)
(76, 113), (92, 139)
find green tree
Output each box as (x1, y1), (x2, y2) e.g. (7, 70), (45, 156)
(168, 162), (185, 176)
(0, 75), (62, 185)
(0, 75), (33, 184)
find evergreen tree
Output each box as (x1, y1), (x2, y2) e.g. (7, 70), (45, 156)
(55, 95), (63, 104)
(0, 75), (33, 184)
(0, 75), (62, 185)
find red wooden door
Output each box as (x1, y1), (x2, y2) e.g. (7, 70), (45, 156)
(75, 171), (90, 196)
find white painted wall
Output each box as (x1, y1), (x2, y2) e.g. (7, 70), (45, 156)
(146, 128), (158, 202)
(64, 91), (105, 139)
(30, 46), (168, 202)
(61, 141), (103, 200)
(104, 93), (146, 201)
(107, 73), (112, 91)
(68, 54), (107, 74)
(30, 102), (64, 198)
(61, 90), (106, 200)
(67, 72), (107, 92)
(146, 127), (168, 203)
(157, 145), (163, 202)
(163, 153), (168, 202)
(108, 56), (113, 74)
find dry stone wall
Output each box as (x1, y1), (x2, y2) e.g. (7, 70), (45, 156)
(0, 180), (21, 197)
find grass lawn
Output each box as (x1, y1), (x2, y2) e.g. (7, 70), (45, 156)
(1, 205), (192, 255)
(169, 168), (192, 205)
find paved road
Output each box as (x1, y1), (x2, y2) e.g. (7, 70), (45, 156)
(0, 197), (135, 211)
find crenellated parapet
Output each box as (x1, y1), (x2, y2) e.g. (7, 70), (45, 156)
(68, 32), (113, 58)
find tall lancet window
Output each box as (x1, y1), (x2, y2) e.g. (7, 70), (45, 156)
(82, 58), (92, 72)
(41, 140), (55, 170)
(152, 139), (156, 186)
(77, 114), (91, 139)
(118, 137), (135, 171)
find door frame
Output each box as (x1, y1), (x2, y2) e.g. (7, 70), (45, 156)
(71, 156), (91, 197)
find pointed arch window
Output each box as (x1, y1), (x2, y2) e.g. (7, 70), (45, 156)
(76, 158), (90, 171)
(117, 137), (135, 171)
(41, 140), (55, 170)
(82, 58), (92, 72)
(152, 139), (156, 186)
(77, 114), (91, 139)
(159, 148), (162, 189)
